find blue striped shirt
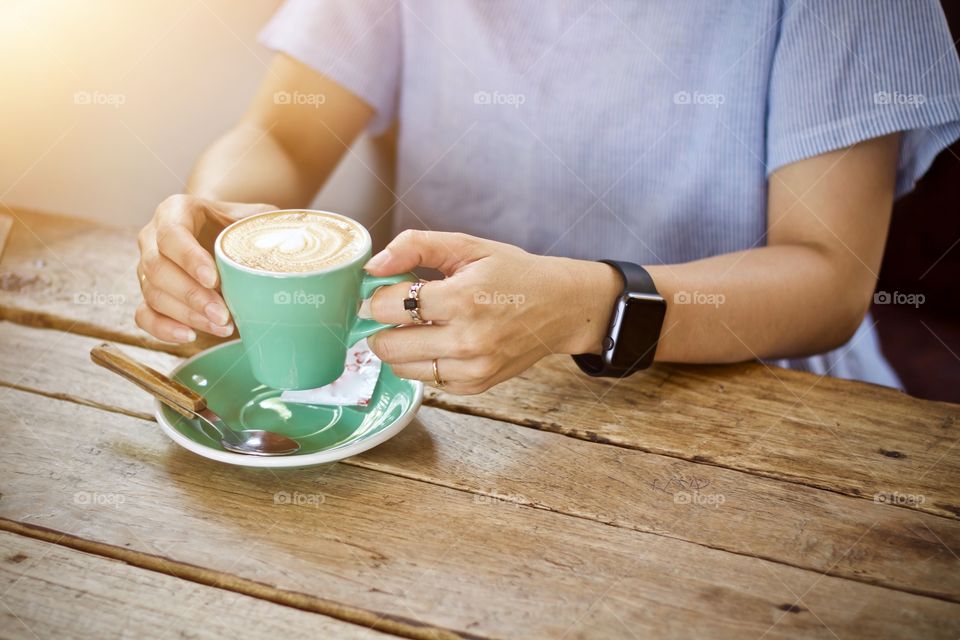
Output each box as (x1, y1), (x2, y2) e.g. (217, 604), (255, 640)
(261, 0), (960, 388)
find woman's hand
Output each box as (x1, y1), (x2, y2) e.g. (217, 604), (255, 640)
(365, 230), (621, 394)
(135, 195), (276, 343)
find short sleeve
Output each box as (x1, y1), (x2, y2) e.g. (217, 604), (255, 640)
(259, 0), (401, 135)
(766, 0), (960, 196)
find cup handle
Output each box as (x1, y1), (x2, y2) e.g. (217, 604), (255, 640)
(346, 272), (418, 347)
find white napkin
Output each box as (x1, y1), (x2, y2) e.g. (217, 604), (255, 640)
(280, 339), (382, 406)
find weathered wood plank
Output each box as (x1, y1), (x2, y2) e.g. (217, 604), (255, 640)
(2, 207), (958, 520)
(0, 531), (395, 640)
(0, 321), (178, 420)
(2, 388), (959, 639)
(1, 315), (959, 603)
(0, 205), (221, 356)
(428, 356), (960, 519)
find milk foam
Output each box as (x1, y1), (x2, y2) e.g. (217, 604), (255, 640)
(220, 212), (366, 273)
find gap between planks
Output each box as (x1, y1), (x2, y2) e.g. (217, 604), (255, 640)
(2, 376), (958, 606)
(427, 394), (960, 524)
(2, 311), (954, 524)
(0, 518), (486, 640)
(0, 530), (400, 640)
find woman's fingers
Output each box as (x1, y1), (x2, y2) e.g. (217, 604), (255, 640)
(154, 196), (219, 287)
(136, 194), (276, 343)
(367, 320), (496, 364)
(156, 222), (219, 288)
(140, 278), (235, 338)
(368, 278), (455, 325)
(364, 230), (483, 277)
(389, 359), (456, 382)
(140, 242), (230, 326)
(389, 357), (500, 392)
(366, 324), (465, 364)
(134, 303), (197, 344)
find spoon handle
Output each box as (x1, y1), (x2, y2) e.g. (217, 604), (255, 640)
(90, 343), (207, 419)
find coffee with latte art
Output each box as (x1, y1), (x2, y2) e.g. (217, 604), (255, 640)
(220, 211), (367, 273)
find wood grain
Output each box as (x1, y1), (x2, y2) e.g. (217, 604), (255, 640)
(424, 357), (960, 519)
(0, 205), (222, 356)
(0, 531), (395, 640)
(0, 322), (178, 420)
(0, 206), (957, 519)
(1, 388), (959, 639)
(1, 322), (959, 603)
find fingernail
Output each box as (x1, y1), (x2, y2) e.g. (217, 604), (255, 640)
(173, 327), (196, 343)
(197, 265), (217, 288)
(364, 249), (390, 271)
(212, 322), (235, 337)
(204, 302), (229, 325)
(357, 298), (372, 319)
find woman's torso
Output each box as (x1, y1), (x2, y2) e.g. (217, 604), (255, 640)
(392, 1), (777, 265)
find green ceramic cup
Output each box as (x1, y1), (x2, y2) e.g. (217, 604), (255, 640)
(214, 209), (415, 390)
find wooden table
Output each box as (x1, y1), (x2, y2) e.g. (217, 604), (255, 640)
(1, 205), (958, 639)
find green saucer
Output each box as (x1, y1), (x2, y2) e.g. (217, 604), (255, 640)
(154, 340), (423, 468)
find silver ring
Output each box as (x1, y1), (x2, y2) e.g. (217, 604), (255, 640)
(404, 281), (426, 324)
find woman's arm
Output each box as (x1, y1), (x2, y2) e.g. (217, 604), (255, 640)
(644, 133), (899, 362)
(189, 53), (373, 208)
(364, 134), (900, 393)
(135, 54), (373, 343)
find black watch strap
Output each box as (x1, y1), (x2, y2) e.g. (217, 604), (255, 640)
(605, 260), (658, 297)
(572, 260), (664, 377)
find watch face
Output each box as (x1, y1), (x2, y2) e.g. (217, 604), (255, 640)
(609, 294), (666, 370)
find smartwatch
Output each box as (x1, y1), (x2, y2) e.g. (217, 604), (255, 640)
(572, 260), (666, 377)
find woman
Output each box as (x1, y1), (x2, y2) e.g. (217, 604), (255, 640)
(135, 1), (960, 394)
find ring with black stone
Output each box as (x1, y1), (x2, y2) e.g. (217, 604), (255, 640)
(404, 281), (426, 324)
